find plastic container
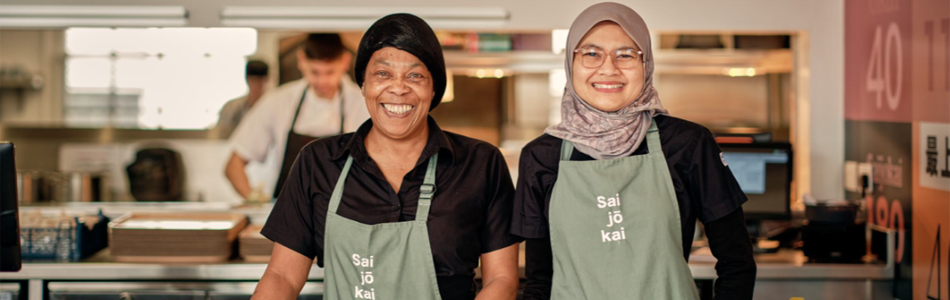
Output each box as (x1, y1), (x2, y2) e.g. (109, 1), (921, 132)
(19, 210), (109, 261)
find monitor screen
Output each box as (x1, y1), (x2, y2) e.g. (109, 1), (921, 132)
(719, 143), (792, 220)
(0, 142), (21, 271)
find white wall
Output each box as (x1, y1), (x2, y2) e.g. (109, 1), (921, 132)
(0, 0), (846, 199)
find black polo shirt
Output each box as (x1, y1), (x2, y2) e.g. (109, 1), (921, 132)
(512, 115), (748, 247)
(262, 117), (523, 300)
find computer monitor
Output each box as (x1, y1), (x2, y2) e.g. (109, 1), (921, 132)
(0, 142), (21, 271)
(719, 142), (792, 220)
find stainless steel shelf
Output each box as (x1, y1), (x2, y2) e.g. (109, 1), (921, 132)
(2, 261), (322, 281)
(688, 248), (893, 280)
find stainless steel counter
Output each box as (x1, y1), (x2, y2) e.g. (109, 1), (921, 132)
(689, 247), (894, 280)
(1, 250), (895, 300)
(5, 202), (896, 300)
(2, 248), (891, 281)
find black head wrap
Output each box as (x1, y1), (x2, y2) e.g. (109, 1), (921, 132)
(355, 13), (446, 111)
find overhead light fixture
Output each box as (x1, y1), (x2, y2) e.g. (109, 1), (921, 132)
(220, 7), (508, 30)
(724, 68), (757, 77)
(493, 69), (504, 78)
(0, 5), (188, 28)
(468, 68), (509, 79)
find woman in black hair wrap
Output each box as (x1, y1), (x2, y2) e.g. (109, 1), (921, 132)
(252, 13), (522, 300)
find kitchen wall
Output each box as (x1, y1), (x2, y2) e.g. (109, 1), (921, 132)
(0, 30), (64, 125)
(0, 0), (846, 202)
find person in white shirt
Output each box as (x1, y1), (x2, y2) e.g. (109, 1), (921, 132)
(225, 34), (370, 201)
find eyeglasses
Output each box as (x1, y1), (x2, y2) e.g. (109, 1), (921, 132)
(573, 46), (645, 69)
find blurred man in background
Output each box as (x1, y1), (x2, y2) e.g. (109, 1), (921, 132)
(217, 60), (269, 139)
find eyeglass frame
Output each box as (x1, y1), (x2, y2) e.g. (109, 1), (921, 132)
(571, 46), (648, 69)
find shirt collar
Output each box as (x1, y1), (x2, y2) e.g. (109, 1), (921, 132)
(332, 116), (456, 166)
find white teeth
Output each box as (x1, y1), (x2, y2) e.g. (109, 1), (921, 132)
(593, 83), (624, 89)
(382, 104), (414, 114)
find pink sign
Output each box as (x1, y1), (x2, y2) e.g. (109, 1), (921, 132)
(846, 0), (913, 122)
(912, 0), (950, 123)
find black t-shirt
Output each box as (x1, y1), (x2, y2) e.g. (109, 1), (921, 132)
(261, 117), (523, 300)
(511, 115), (748, 256)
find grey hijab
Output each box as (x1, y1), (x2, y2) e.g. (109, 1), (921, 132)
(544, 2), (668, 160)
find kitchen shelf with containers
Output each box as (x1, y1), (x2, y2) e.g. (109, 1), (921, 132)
(434, 31), (794, 76)
(436, 31), (560, 75)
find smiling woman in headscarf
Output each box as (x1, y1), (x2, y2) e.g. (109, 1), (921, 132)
(252, 13), (522, 300)
(512, 2), (756, 299)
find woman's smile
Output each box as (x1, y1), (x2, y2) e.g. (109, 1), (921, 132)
(381, 103), (415, 115)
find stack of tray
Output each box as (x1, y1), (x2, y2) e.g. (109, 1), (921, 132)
(109, 212), (247, 263)
(238, 225), (274, 263)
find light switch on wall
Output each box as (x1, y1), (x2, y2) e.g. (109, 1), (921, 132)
(845, 161), (858, 192)
(844, 160), (873, 195)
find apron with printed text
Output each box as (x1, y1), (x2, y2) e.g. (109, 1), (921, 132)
(549, 119), (699, 300)
(323, 153), (442, 300)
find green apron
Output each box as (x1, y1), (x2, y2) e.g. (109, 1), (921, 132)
(548, 119), (699, 299)
(323, 154), (442, 300)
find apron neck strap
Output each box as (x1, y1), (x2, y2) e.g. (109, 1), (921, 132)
(415, 153), (438, 221)
(560, 139), (575, 161)
(559, 117), (660, 161)
(327, 153), (439, 221)
(288, 86), (308, 132)
(337, 84), (345, 135)
(645, 117), (661, 155)
(327, 156), (355, 214)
